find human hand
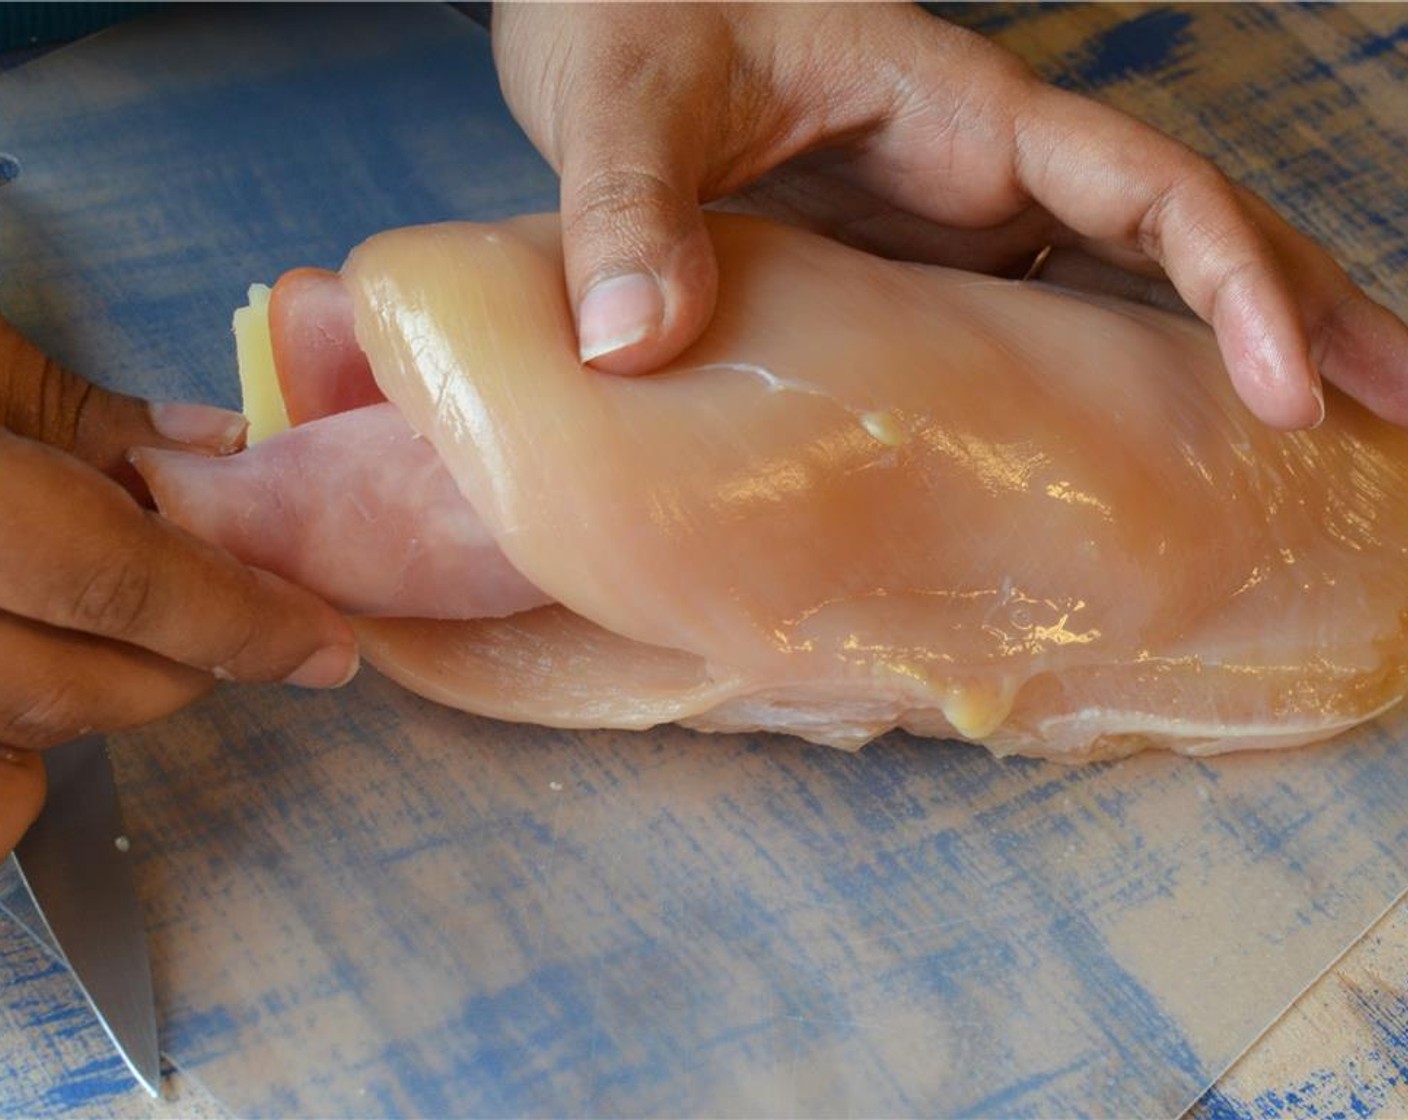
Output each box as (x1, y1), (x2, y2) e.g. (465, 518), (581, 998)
(493, 3), (1408, 430)
(0, 315), (358, 857)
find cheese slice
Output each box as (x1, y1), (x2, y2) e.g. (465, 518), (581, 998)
(232, 282), (289, 443)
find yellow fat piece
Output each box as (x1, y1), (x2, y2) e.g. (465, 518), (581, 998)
(233, 283), (290, 444)
(940, 679), (1018, 740)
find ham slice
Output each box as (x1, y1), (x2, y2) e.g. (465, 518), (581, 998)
(137, 214), (1408, 760)
(135, 402), (549, 620)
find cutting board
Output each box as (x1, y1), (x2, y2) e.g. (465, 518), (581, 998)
(3, 5), (1408, 1116)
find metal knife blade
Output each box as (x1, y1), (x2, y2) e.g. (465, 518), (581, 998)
(13, 735), (161, 1097)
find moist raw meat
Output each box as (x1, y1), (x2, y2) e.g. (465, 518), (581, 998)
(138, 214), (1408, 760)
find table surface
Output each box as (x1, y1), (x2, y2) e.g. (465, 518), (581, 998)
(985, 11), (1408, 1115)
(1011, 9), (1408, 1112)
(2, 4), (1407, 1117)
(983, 9), (1408, 1113)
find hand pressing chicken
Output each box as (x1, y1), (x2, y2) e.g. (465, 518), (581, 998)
(493, 4), (1408, 429)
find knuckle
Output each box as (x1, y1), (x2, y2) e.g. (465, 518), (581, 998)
(203, 564), (276, 679)
(1136, 158), (1232, 261)
(65, 550), (155, 638)
(1308, 291), (1359, 366)
(1203, 255), (1273, 340)
(61, 379), (99, 455)
(0, 344), (93, 452)
(916, 21), (1037, 125)
(1134, 175), (1181, 261)
(210, 609), (264, 679)
(565, 166), (697, 270)
(1179, 160), (1237, 220)
(1, 680), (87, 751)
(34, 365), (91, 455)
(569, 166), (690, 231)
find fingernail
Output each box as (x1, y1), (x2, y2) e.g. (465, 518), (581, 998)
(284, 644), (360, 689)
(578, 273), (664, 364)
(149, 401), (248, 452)
(1309, 376), (1326, 429)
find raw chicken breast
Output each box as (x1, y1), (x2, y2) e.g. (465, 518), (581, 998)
(144, 214), (1408, 760)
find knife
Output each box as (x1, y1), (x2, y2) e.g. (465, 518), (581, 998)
(12, 734), (161, 1097)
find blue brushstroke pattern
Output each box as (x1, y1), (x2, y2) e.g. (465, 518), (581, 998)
(1069, 7), (1195, 88)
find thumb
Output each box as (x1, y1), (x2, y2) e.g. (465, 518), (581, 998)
(562, 153), (719, 376)
(1, 314), (246, 496)
(494, 4), (744, 374)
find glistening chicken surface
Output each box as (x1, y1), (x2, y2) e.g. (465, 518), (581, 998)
(136, 215), (1408, 760)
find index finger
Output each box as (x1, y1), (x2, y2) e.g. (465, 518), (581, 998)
(1010, 84), (1408, 428)
(0, 429), (357, 687)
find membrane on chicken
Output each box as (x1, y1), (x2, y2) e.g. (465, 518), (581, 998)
(137, 215), (1408, 760)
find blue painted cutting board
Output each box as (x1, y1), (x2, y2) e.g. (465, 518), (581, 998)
(2, 5), (1408, 1117)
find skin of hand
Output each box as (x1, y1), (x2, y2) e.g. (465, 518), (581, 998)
(0, 316), (359, 858)
(493, 3), (1408, 430)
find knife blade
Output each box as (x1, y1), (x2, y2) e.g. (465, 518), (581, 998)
(13, 735), (161, 1097)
